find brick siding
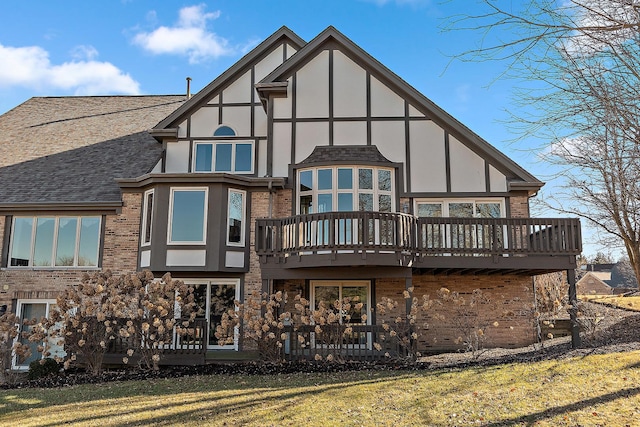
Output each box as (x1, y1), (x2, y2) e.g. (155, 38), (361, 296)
(0, 191), (143, 312)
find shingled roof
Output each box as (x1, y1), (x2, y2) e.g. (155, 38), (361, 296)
(0, 95), (185, 208)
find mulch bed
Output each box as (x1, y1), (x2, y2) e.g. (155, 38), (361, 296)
(5, 303), (640, 390)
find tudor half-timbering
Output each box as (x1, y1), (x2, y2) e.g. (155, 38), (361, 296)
(0, 26), (581, 366)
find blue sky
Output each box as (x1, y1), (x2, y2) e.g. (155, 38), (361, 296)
(0, 0), (610, 257)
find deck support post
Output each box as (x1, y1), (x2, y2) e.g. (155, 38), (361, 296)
(567, 268), (581, 348)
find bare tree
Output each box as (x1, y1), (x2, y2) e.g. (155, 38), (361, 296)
(446, 0), (640, 282)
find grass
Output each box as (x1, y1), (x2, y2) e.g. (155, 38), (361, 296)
(582, 295), (640, 312)
(1, 351), (640, 426)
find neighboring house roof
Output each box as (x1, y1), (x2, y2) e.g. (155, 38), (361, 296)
(0, 95), (185, 209)
(257, 26), (544, 192)
(577, 271), (612, 295)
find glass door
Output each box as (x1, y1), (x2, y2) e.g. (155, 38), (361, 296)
(310, 281), (370, 348)
(13, 300), (64, 369)
(191, 280), (239, 350)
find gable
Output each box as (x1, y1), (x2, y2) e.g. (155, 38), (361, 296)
(151, 27), (305, 176)
(259, 27), (542, 195)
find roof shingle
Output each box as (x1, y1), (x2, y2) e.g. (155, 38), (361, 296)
(0, 95), (185, 205)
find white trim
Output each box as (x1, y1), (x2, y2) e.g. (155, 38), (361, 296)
(141, 189), (154, 247)
(226, 189), (246, 247)
(167, 187), (209, 245)
(192, 140), (255, 174)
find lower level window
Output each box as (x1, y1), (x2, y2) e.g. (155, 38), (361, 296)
(13, 300), (64, 369)
(9, 216), (101, 267)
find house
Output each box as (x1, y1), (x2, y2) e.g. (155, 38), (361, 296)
(0, 26), (582, 367)
(576, 271), (612, 295)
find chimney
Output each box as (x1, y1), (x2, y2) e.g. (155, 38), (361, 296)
(186, 77), (192, 99)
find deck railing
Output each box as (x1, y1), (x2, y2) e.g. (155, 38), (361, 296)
(106, 318), (208, 357)
(256, 212), (581, 258)
(282, 324), (407, 361)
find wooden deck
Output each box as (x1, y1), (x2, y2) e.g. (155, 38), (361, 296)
(256, 213), (581, 275)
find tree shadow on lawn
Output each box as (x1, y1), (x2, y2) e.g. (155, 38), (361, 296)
(0, 372), (421, 427)
(481, 386), (640, 427)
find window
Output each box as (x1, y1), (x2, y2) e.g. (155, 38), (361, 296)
(193, 142), (254, 173)
(169, 188), (208, 244)
(415, 200), (503, 218)
(415, 199), (504, 250)
(141, 189), (154, 246)
(214, 125), (236, 137)
(297, 166), (395, 214)
(13, 300), (64, 369)
(9, 216), (101, 268)
(227, 189), (246, 246)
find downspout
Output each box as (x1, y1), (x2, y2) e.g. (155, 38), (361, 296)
(268, 179), (274, 219)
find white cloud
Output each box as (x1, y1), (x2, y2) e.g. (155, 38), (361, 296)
(561, 0), (640, 55)
(132, 4), (233, 64)
(70, 45), (99, 61)
(0, 43), (140, 95)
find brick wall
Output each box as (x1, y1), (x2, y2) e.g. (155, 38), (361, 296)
(377, 275), (537, 352)
(270, 275), (537, 353)
(0, 191), (143, 312)
(509, 192), (530, 218)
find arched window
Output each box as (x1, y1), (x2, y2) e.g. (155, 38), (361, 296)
(213, 125), (235, 137)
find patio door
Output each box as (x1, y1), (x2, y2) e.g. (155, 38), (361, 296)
(191, 280), (239, 350)
(310, 280), (371, 348)
(13, 300), (65, 369)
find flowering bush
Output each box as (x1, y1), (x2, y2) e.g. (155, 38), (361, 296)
(30, 270), (196, 375)
(375, 288), (432, 361)
(216, 290), (289, 362)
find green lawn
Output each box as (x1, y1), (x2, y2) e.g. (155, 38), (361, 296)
(1, 350), (639, 426)
(583, 295), (640, 312)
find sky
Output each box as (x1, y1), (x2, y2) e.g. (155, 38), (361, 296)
(0, 0), (612, 258)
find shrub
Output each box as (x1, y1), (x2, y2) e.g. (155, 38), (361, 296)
(435, 288), (497, 358)
(28, 358), (60, 380)
(217, 290), (289, 362)
(376, 289), (432, 361)
(29, 270), (196, 375)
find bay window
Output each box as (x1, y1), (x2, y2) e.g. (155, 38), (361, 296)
(297, 166), (395, 214)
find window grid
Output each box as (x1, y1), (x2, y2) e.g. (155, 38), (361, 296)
(193, 141), (254, 174)
(297, 166), (395, 214)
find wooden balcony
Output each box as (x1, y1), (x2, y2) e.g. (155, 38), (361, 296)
(256, 213), (582, 275)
